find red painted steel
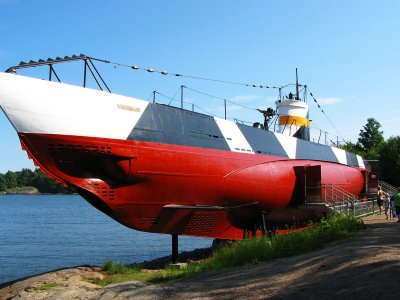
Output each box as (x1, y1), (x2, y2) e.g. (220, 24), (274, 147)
(18, 132), (366, 240)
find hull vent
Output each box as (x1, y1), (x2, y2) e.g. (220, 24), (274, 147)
(140, 217), (156, 228)
(86, 182), (115, 201)
(101, 186), (115, 201)
(185, 213), (217, 235)
(48, 143), (112, 154)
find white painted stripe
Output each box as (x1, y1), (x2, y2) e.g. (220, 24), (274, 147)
(0, 73), (148, 140)
(274, 132), (297, 159)
(214, 117), (254, 154)
(357, 155), (365, 168)
(331, 146), (347, 165)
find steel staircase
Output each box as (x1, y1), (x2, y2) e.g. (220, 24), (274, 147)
(379, 180), (397, 196)
(305, 183), (378, 217)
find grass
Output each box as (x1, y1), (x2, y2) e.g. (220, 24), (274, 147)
(93, 213), (365, 286)
(92, 260), (156, 285)
(198, 213), (365, 271)
(32, 282), (58, 292)
(103, 260), (135, 274)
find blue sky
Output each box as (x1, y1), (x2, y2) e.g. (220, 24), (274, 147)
(1, 0), (399, 173)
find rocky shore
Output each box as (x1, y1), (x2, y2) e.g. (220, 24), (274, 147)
(0, 247), (213, 299)
(1, 187), (39, 195)
(1, 214), (399, 299)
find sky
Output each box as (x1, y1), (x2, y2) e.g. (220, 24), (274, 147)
(0, 0), (400, 173)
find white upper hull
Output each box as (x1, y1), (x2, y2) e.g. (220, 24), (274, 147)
(0, 72), (365, 169)
(0, 72), (149, 140)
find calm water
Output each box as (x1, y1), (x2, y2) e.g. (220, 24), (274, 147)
(0, 195), (212, 284)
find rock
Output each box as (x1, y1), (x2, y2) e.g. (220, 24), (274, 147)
(168, 263), (188, 269)
(0, 266), (104, 300)
(5, 186), (39, 194)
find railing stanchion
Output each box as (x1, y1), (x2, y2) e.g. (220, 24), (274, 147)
(224, 99), (227, 120)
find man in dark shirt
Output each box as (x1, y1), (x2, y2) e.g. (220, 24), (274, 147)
(394, 187), (400, 222)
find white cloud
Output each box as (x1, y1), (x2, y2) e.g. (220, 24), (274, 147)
(229, 95), (277, 106)
(226, 105), (243, 112)
(381, 117), (400, 125)
(379, 101), (400, 110)
(316, 97), (343, 106)
(230, 95), (261, 102)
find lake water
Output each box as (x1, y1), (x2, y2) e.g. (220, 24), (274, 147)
(0, 195), (212, 285)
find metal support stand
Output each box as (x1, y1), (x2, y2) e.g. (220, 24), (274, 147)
(243, 229), (249, 240)
(251, 222), (257, 239)
(172, 234), (178, 263)
(261, 212), (267, 236)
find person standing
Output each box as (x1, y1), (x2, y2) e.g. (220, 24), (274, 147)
(383, 192), (390, 220)
(377, 186), (384, 214)
(394, 187), (400, 223)
(390, 193), (396, 219)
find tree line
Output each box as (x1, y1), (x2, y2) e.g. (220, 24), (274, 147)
(0, 168), (74, 194)
(341, 117), (400, 187)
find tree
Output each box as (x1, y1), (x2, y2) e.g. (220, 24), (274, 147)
(31, 169), (48, 193)
(17, 168), (34, 187)
(4, 171), (18, 189)
(340, 118), (400, 186)
(358, 118), (384, 157)
(341, 141), (363, 156)
(0, 168), (73, 194)
(31, 168), (73, 194)
(0, 174), (6, 192)
(378, 136), (400, 186)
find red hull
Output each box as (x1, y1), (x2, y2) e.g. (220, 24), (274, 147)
(19, 133), (365, 240)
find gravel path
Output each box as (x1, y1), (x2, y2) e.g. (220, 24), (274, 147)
(1, 214), (399, 299)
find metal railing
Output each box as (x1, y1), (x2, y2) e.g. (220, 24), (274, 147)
(329, 197), (378, 217)
(379, 180), (397, 196)
(306, 183), (380, 217)
(321, 184), (357, 202)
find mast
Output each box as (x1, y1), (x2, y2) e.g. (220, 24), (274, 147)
(296, 68), (299, 100)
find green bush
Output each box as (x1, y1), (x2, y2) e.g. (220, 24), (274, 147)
(103, 260), (132, 274)
(199, 213), (364, 272)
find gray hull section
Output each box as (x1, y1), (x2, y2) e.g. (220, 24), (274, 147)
(128, 103), (363, 168)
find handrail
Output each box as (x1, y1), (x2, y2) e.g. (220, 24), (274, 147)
(379, 180), (397, 196)
(316, 183), (357, 202)
(306, 183), (381, 217)
(305, 183), (357, 214)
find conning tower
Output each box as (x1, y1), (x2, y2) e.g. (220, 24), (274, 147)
(275, 69), (310, 141)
